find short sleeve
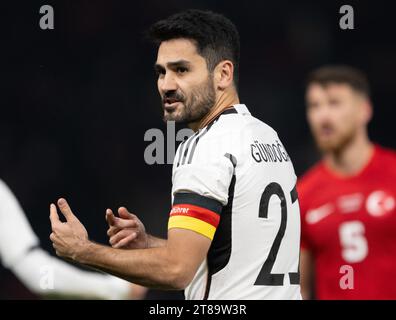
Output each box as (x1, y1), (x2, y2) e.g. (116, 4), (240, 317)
(168, 130), (235, 240)
(172, 152), (234, 206)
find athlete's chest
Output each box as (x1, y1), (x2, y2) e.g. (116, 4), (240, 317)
(303, 176), (396, 261)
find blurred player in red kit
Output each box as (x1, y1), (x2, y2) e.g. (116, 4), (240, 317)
(299, 65), (396, 299)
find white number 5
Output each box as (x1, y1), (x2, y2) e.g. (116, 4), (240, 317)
(339, 221), (368, 263)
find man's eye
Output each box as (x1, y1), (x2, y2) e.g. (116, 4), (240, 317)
(329, 99), (341, 107)
(308, 102), (319, 109)
(156, 70), (165, 76)
(176, 67), (188, 74)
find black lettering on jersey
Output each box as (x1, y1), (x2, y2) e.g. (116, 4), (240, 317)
(251, 140), (290, 163)
(254, 182), (300, 286)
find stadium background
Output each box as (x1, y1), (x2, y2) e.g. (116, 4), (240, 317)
(1, 0), (395, 299)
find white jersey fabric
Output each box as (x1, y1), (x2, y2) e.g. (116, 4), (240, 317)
(0, 179), (130, 299)
(170, 104), (302, 300)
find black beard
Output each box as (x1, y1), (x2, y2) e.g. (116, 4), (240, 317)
(162, 76), (216, 124)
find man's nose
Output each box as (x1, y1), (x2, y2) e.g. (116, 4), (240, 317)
(312, 103), (332, 122)
(160, 73), (177, 92)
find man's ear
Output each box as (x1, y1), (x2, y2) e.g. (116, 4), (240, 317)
(214, 60), (234, 90)
(359, 96), (373, 125)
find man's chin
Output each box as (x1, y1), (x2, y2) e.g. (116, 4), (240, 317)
(162, 102), (210, 124)
(163, 112), (186, 123)
(316, 138), (345, 153)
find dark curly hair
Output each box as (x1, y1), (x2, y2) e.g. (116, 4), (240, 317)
(148, 9), (240, 87)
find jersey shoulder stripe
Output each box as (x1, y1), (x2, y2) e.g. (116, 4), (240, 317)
(177, 121), (216, 167)
(175, 106), (240, 168)
(183, 126), (211, 166)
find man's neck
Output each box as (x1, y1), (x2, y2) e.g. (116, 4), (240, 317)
(324, 133), (374, 176)
(189, 89), (240, 132)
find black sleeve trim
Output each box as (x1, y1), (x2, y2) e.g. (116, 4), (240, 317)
(224, 153), (237, 168)
(290, 184), (298, 204)
(173, 192), (222, 215)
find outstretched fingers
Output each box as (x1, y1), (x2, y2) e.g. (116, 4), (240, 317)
(57, 198), (77, 222)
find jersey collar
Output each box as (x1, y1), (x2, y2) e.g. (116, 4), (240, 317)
(203, 103), (251, 130)
(233, 104), (251, 115)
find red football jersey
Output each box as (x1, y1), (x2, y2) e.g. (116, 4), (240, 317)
(298, 145), (396, 299)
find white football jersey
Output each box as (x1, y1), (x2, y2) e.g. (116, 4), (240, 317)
(168, 104), (301, 300)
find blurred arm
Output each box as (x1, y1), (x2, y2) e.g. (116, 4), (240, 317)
(300, 248), (314, 300)
(0, 179), (134, 299)
(11, 248), (132, 299)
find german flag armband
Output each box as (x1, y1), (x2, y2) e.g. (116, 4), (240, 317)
(168, 193), (223, 240)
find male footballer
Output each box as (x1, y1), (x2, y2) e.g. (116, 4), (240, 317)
(49, 9), (301, 300)
(299, 65), (396, 299)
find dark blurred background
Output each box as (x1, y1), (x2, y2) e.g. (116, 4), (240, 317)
(1, 0), (395, 299)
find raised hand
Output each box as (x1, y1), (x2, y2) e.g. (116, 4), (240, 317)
(49, 198), (89, 260)
(106, 207), (148, 249)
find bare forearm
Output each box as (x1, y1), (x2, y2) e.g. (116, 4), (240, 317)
(76, 241), (185, 290)
(147, 234), (167, 248)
